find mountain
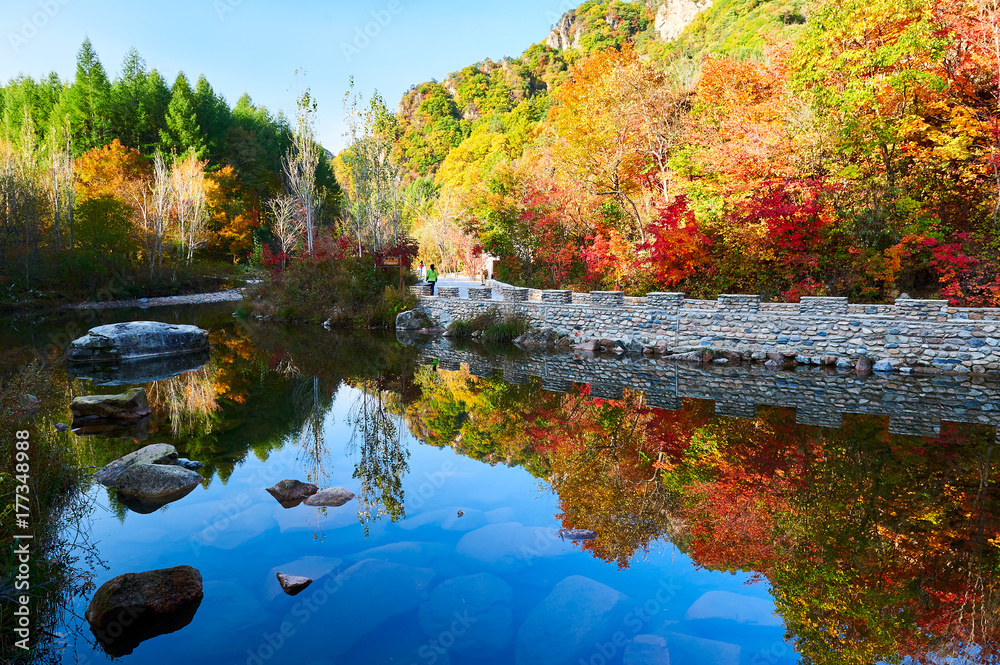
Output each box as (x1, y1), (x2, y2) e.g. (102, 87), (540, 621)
(389, 0), (807, 178)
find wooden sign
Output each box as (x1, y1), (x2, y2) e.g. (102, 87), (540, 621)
(384, 256), (400, 267)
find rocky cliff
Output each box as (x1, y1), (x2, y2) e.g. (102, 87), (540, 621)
(654, 0), (713, 42)
(545, 0), (713, 51)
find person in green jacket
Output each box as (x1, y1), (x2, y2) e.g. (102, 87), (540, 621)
(426, 264), (438, 295)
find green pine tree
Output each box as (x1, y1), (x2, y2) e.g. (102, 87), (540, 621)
(66, 38), (111, 152)
(160, 72), (206, 158)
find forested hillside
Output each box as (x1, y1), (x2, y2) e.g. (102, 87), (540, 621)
(0, 39), (338, 303)
(397, 0), (1000, 306)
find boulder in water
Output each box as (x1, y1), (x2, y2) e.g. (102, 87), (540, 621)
(85, 565), (203, 657)
(68, 321), (209, 363)
(303, 487), (355, 507)
(266, 479), (319, 507)
(94, 443), (178, 487)
(276, 572), (313, 596)
(67, 349), (210, 386)
(114, 463), (203, 513)
(71, 387), (151, 422)
(558, 528), (597, 541)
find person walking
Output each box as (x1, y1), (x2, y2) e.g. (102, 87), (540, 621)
(419, 260), (425, 279)
(426, 264), (438, 295)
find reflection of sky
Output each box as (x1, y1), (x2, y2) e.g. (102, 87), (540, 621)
(59, 383), (796, 665)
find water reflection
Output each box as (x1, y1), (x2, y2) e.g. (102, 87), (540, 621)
(406, 339), (1000, 663)
(5, 307), (1000, 663)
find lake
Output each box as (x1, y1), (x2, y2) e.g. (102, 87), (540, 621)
(4, 303), (998, 664)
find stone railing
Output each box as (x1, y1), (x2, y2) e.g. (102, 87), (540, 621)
(407, 338), (1000, 438)
(409, 290), (1000, 376)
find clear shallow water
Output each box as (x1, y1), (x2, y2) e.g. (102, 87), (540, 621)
(3, 304), (996, 664)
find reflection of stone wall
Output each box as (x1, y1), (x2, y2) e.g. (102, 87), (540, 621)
(414, 292), (1000, 376)
(409, 338), (1000, 439)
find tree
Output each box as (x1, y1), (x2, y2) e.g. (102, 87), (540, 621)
(170, 148), (208, 264)
(66, 38), (111, 153)
(110, 48), (149, 150)
(160, 73), (206, 158)
(43, 121), (74, 255)
(343, 84), (406, 256)
(282, 87), (321, 255)
(267, 194), (301, 265)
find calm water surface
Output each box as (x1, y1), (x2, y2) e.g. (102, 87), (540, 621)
(5, 304), (998, 664)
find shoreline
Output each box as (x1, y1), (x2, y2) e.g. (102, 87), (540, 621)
(63, 288), (245, 310)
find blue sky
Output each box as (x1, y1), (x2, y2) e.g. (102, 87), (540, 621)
(1, 0), (577, 150)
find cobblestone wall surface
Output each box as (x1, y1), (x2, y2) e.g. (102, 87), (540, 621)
(412, 292), (1000, 376)
(406, 337), (1000, 438)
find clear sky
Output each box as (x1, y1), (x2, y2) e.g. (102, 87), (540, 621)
(0, 0), (576, 150)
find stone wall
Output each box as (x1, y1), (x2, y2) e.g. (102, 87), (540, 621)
(407, 337), (1000, 438)
(409, 291), (1000, 376)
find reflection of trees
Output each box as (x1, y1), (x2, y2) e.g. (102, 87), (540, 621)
(294, 376), (335, 487)
(405, 366), (1000, 661)
(0, 354), (103, 662)
(147, 365), (220, 439)
(347, 376), (410, 536)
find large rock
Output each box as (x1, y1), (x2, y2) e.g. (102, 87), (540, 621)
(283, 559), (436, 655)
(419, 573), (514, 656)
(685, 591), (782, 627)
(85, 565), (203, 657)
(114, 463), (203, 513)
(515, 575), (633, 665)
(94, 443), (178, 487)
(68, 321), (209, 363)
(303, 487), (355, 507)
(276, 572), (313, 596)
(266, 479), (319, 507)
(657, 633), (740, 665)
(66, 349), (210, 386)
(456, 522), (574, 573)
(71, 387), (151, 421)
(396, 309), (433, 330)
(624, 634), (671, 665)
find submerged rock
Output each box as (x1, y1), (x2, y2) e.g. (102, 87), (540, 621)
(94, 443), (178, 488)
(176, 458), (203, 470)
(684, 590), (781, 627)
(303, 487), (355, 507)
(72, 415), (151, 440)
(515, 575), (633, 665)
(419, 573), (514, 656)
(115, 463), (203, 513)
(85, 565), (203, 657)
(623, 634), (671, 665)
(69, 321), (209, 363)
(276, 572), (313, 596)
(266, 479), (319, 506)
(71, 387), (151, 421)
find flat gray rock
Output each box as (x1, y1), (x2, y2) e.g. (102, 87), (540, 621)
(71, 387), (151, 421)
(69, 321), (209, 362)
(94, 443), (178, 487)
(303, 487), (355, 507)
(515, 575), (632, 665)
